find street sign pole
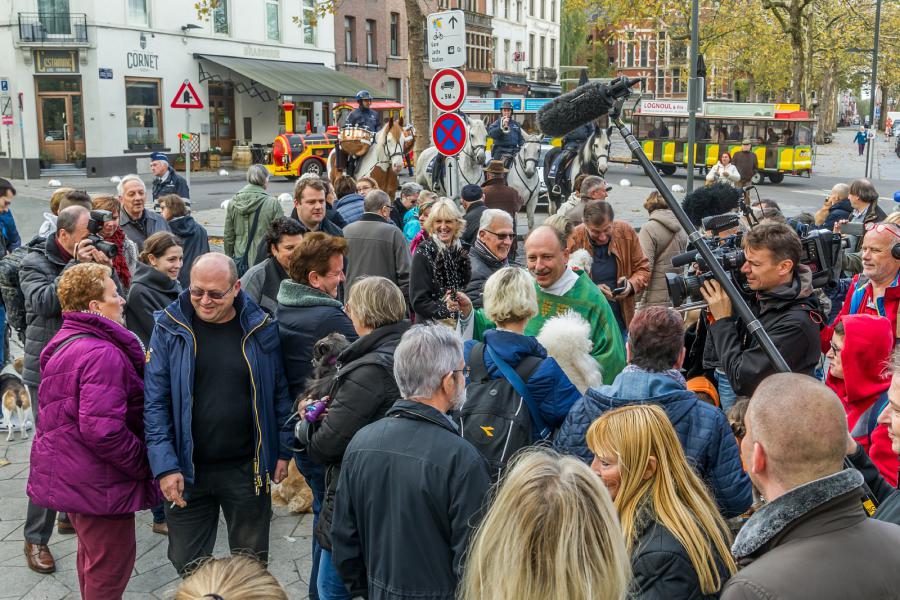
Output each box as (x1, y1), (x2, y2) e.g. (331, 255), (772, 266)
(17, 93), (27, 184)
(184, 109), (190, 186)
(864, 0), (882, 179)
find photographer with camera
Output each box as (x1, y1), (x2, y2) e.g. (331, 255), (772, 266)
(699, 222), (822, 397)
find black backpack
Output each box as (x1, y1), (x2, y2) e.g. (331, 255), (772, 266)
(455, 343), (547, 481)
(0, 244), (31, 341)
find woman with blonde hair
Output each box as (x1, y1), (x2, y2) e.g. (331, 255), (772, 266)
(175, 555), (287, 600)
(637, 190), (688, 307)
(409, 198), (470, 322)
(460, 449), (631, 600)
(586, 403), (736, 598)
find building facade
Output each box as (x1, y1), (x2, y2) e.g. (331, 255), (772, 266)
(0, 0), (391, 178)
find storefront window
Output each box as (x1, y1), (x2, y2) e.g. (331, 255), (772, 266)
(37, 77), (81, 93)
(125, 78), (163, 150)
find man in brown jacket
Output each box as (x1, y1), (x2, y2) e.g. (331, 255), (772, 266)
(481, 160), (523, 261)
(722, 373), (900, 600)
(731, 139), (758, 187)
(567, 200), (649, 334)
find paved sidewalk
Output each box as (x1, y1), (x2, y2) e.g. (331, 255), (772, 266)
(0, 433), (313, 599)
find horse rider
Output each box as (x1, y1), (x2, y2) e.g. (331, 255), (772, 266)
(548, 121), (595, 195)
(340, 90), (382, 176)
(488, 101), (524, 172)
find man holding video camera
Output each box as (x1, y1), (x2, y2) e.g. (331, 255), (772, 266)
(700, 222), (822, 397)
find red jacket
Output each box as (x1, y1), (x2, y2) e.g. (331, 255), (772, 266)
(826, 313), (899, 487)
(821, 273), (900, 353)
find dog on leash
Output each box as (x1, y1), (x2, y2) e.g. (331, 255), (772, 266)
(272, 332), (351, 514)
(1, 365), (32, 441)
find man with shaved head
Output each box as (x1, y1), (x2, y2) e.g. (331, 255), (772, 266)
(144, 252), (293, 575)
(721, 373), (900, 600)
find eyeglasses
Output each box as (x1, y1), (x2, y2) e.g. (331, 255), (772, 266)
(484, 230), (516, 241)
(829, 341), (842, 355)
(452, 367), (471, 379)
(865, 221), (900, 240)
(189, 283), (235, 300)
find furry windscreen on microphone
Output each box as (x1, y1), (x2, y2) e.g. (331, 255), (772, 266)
(681, 183), (742, 226)
(537, 83), (614, 137)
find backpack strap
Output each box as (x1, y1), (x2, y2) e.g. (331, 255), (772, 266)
(848, 275), (870, 315)
(240, 205), (264, 263)
(469, 342), (491, 383)
(485, 344), (550, 439)
(867, 391), (891, 448)
(47, 333), (93, 361)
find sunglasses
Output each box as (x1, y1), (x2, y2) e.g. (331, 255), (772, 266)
(865, 222), (900, 240)
(484, 230), (516, 241)
(189, 283), (235, 300)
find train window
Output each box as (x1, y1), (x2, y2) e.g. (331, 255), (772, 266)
(723, 120), (743, 141)
(795, 123), (812, 144)
(695, 120), (713, 141)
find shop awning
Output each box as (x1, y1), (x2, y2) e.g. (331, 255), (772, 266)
(195, 54), (387, 102)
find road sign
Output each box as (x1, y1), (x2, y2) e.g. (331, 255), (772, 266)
(432, 112), (468, 157)
(0, 78), (9, 97)
(170, 80), (203, 109)
(1, 115), (11, 126)
(430, 68), (466, 112)
(427, 10), (466, 69)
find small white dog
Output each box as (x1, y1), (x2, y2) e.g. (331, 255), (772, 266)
(1, 370), (32, 441)
(537, 311), (603, 394)
(567, 248), (593, 275)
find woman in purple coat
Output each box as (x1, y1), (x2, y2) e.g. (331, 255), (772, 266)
(27, 263), (161, 600)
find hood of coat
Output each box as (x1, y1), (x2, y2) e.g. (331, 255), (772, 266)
(826, 313), (893, 404)
(482, 329), (548, 367)
(731, 469), (863, 559)
(230, 184), (272, 215)
(758, 265), (817, 311)
(648, 208), (681, 235)
(339, 320), (411, 366)
(167, 215), (202, 238)
(276, 279), (343, 309)
(132, 261), (181, 296)
(334, 193), (364, 210)
(585, 369), (698, 425)
(42, 311), (146, 376)
(829, 198), (853, 215)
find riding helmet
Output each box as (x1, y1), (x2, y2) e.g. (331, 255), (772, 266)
(356, 90), (373, 101)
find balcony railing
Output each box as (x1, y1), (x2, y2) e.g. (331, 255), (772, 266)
(17, 13), (88, 45)
(464, 10), (492, 29)
(527, 67), (558, 83)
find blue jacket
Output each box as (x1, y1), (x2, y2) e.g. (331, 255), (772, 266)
(0, 211), (21, 252)
(554, 369), (752, 518)
(346, 107), (381, 132)
(144, 290), (293, 490)
(488, 117), (524, 154)
(823, 198), (853, 232)
(334, 193), (365, 226)
(464, 329), (580, 433)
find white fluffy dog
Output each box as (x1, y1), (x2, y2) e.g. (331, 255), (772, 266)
(537, 311), (603, 394)
(567, 248), (593, 276)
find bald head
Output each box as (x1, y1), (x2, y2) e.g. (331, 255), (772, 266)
(191, 252), (238, 285)
(831, 183), (849, 201)
(525, 225), (570, 288)
(746, 374), (847, 491)
(190, 253), (240, 324)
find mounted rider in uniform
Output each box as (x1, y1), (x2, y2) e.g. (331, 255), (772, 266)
(547, 121), (596, 195)
(487, 101), (524, 174)
(339, 90), (382, 176)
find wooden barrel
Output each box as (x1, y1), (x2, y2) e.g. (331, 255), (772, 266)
(232, 145), (252, 168)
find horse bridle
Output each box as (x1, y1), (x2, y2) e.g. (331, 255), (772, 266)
(374, 130), (406, 169)
(513, 139), (542, 200)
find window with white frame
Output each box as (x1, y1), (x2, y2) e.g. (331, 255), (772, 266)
(213, 0), (229, 34)
(266, 0), (280, 41)
(127, 0), (148, 26)
(302, 0), (317, 45)
(540, 35), (545, 68)
(504, 39), (510, 70)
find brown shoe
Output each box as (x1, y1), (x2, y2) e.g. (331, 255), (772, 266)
(151, 522), (169, 536)
(56, 520), (75, 535)
(24, 542), (56, 574)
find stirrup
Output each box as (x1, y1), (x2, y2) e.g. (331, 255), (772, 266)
(551, 185), (561, 195)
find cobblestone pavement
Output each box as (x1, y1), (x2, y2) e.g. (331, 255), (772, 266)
(0, 434), (313, 599)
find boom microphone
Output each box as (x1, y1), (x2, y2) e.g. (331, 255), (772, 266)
(537, 76), (643, 137)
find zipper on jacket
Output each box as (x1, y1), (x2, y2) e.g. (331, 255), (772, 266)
(164, 308), (198, 482)
(242, 312), (270, 495)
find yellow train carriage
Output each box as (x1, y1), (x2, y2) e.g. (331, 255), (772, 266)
(627, 102), (815, 184)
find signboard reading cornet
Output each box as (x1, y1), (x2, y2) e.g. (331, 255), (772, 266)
(427, 11), (466, 69)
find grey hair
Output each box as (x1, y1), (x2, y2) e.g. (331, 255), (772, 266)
(832, 183), (850, 200)
(364, 190), (391, 213)
(479, 208), (513, 231)
(56, 205), (89, 233)
(580, 175), (606, 197)
(116, 174), (146, 197)
(400, 182), (423, 197)
(393, 325), (464, 399)
(246, 164), (270, 187)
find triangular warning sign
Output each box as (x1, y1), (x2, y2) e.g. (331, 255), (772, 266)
(171, 81), (204, 109)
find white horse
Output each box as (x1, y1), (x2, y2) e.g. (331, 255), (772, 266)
(544, 125), (612, 205)
(327, 117), (407, 198)
(506, 132), (543, 229)
(415, 117), (488, 198)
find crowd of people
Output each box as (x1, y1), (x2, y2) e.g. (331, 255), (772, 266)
(2, 163), (900, 600)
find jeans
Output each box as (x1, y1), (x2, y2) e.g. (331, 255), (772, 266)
(295, 453), (326, 600)
(318, 549), (352, 600)
(715, 369), (738, 414)
(164, 461), (272, 576)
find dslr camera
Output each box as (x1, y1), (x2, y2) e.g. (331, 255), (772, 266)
(85, 210), (119, 259)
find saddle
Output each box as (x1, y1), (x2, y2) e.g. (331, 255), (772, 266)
(427, 154), (447, 194)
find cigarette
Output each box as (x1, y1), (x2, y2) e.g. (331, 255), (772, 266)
(170, 501), (178, 509)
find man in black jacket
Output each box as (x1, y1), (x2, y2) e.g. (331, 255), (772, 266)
(295, 277), (410, 598)
(332, 324), (491, 599)
(150, 152), (190, 204)
(465, 209), (512, 308)
(700, 222), (821, 396)
(460, 183), (487, 249)
(20, 206), (107, 573)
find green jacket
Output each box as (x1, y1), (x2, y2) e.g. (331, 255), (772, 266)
(224, 184), (284, 266)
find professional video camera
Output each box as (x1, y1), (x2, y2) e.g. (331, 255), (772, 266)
(665, 211), (845, 308)
(85, 210), (119, 259)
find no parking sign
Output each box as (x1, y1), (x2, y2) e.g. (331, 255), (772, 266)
(432, 113), (468, 157)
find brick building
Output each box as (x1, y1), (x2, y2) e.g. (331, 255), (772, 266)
(334, 0), (409, 102)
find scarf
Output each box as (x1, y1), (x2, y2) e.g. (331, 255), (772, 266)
(622, 363), (687, 388)
(417, 238), (471, 320)
(105, 227), (132, 290)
